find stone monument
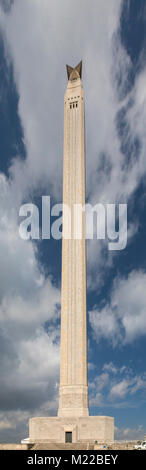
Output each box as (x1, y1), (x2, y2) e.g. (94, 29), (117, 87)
(28, 62), (114, 445)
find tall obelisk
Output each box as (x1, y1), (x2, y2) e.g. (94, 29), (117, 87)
(58, 61), (89, 418)
(28, 62), (114, 445)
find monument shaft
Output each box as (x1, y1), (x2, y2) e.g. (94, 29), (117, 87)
(58, 62), (89, 417)
(28, 63), (114, 445)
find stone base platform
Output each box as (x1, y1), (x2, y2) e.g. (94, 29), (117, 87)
(29, 416), (114, 444)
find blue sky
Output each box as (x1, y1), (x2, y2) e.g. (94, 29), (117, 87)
(0, 0), (146, 442)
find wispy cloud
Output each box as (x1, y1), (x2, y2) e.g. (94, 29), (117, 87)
(89, 269), (146, 345)
(89, 362), (146, 411)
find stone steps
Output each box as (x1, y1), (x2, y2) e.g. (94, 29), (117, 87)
(31, 442), (94, 450)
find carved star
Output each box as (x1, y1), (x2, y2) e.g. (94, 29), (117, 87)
(66, 61), (82, 80)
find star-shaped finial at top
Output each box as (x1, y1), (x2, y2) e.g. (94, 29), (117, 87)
(66, 61), (82, 81)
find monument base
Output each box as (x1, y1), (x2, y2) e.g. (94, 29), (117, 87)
(29, 416), (114, 444)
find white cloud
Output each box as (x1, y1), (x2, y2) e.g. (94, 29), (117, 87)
(0, 0), (123, 440)
(109, 373), (146, 402)
(115, 424), (144, 441)
(103, 363), (118, 375)
(110, 379), (131, 399)
(0, 0), (144, 279)
(0, 173), (60, 330)
(0, 0), (123, 205)
(0, 0), (146, 441)
(89, 392), (103, 407)
(89, 371), (109, 407)
(0, 0), (145, 276)
(89, 270), (146, 345)
(0, 173), (60, 440)
(0, 418), (12, 430)
(89, 362), (146, 412)
(89, 305), (120, 345)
